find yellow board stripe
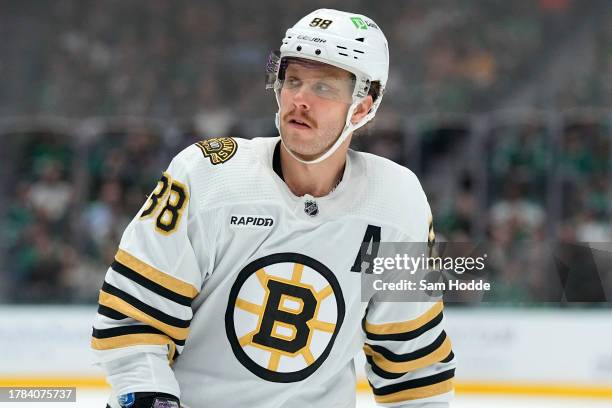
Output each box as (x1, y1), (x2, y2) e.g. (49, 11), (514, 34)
(374, 378), (454, 403)
(99, 291), (189, 341)
(363, 336), (452, 373)
(115, 249), (199, 299)
(365, 301), (443, 335)
(2, 377), (612, 399)
(0, 377), (110, 388)
(455, 382), (612, 398)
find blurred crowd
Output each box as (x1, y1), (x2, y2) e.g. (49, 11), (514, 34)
(361, 114), (611, 306)
(1, 0), (607, 119)
(0, 114), (609, 304)
(0, 0), (610, 305)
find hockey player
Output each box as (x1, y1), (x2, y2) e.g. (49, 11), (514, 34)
(92, 8), (455, 408)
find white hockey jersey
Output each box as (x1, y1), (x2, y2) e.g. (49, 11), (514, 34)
(92, 136), (455, 408)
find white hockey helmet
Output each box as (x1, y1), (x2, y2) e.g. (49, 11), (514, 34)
(266, 9), (389, 164)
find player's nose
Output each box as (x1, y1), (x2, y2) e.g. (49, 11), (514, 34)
(291, 86), (311, 111)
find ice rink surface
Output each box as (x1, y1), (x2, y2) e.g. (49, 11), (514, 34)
(3, 390), (612, 408)
(358, 394), (612, 407)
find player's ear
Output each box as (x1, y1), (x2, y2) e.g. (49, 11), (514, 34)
(350, 95), (373, 125)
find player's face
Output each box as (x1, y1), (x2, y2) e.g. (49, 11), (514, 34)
(278, 60), (354, 160)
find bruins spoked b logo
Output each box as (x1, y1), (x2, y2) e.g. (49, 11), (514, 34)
(226, 253), (345, 382)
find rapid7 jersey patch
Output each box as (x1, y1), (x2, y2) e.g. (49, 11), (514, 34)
(226, 253), (345, 383)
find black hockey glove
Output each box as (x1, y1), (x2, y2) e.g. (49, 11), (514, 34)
(113, 392), (180, 408)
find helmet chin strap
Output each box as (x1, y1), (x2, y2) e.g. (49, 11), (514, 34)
(275, 99), (370, 165)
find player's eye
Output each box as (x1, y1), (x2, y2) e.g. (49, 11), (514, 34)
(312, 81), (339, 98)
(285, 77), (301, 89)
(314, 82), (331, 93)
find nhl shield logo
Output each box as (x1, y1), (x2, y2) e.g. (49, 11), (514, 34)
(304, 200), (319, 217)
(195, 137), (238, 165)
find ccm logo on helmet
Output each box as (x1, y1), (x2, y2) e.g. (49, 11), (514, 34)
(230, 215), (275, 228)
(297, 35), (327, 43)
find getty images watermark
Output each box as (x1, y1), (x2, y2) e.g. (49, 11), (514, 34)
(0, 387), (76, 402)
(359, 241), (612, 303)
(371, 252), (490, 292)
(358, 242), (492, 303)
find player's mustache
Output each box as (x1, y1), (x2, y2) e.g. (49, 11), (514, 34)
(283, 111), (317, 129)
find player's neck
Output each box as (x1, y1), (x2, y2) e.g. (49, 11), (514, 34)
(280, 142), (348, 198)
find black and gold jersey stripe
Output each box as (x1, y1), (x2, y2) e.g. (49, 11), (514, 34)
(92, 325), (186, 347)
(363, 301), (455, 403)
(92, 325), (185, 361)
(98, 281), (191, 341)
(441, 351), (454, 363)
(366, 349), (454, 381)
(92, 250), (200, 362)
(92, 332), (178, 361)
(370, 368), (455, 404)
(364, 330), (452, 377)
(363, 301), (443, 341)
(114, 249), (199, 300)
(93, 281), (190, 360)
(111, 260), (192, 306)
(97, 304), (128, 320)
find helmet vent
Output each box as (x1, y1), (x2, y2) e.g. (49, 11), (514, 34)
(353, 49), (364, 54)
(355, 37), (365, 42)
(338, 52), (348, 57)
(336, 45), (347, 50)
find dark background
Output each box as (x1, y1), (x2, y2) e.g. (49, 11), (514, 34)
(0, 0), (610, 304)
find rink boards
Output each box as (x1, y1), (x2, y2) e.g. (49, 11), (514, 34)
(1, 306), (611, 399)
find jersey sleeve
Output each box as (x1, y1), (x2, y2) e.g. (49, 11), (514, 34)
(91, 150), (207, 396)
(363, 208), (456, 407)
(362, 300), (455, 407)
